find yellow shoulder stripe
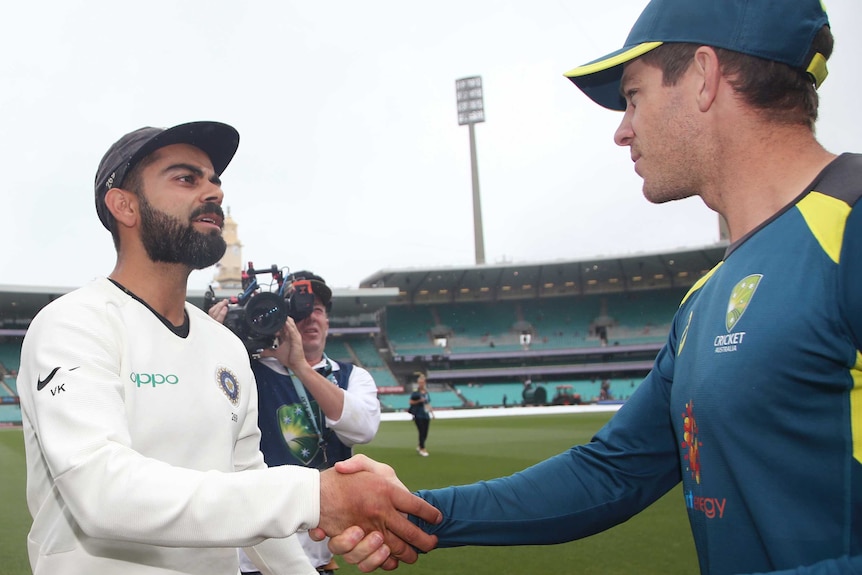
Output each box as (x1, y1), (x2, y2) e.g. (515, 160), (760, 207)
(852, 351), (862, 463)
(797, 191), (851, 264)
(680, 261), (723, 307)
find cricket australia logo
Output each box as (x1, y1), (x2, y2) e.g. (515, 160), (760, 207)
(715, 274), (761, 353)
(277, 403), (321, 466)
(217, 367), (240, 406)
(726, 274), (761, 331)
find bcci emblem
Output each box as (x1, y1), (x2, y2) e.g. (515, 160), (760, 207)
(217, 367), (240, 406)
(726, 274), (762, 332)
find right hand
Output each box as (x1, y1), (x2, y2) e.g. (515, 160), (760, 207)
(316, 455), (440, 566)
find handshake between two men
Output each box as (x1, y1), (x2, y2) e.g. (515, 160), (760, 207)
(314, 454), (441, 572)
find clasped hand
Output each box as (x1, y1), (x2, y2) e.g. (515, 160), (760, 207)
(314, 455), (441, 572)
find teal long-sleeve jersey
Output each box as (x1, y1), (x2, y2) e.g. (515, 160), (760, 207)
(414, 154), (862, 575)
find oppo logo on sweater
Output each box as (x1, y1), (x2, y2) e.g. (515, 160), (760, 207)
(130, 372), (179, 387)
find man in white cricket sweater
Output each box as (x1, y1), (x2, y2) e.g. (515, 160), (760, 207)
(17, 121), (440, 575)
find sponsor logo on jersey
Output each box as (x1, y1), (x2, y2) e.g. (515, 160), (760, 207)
(37, 367), (62, 391)
(217, 367), (240, 406)
(37, 366), (79, 395)
(681, 400), (727, 520)
(681, 400), (702, 484)
(685, 490), (727, 519)
(714, 274), (762, 353)
(130, 372), (179, 387)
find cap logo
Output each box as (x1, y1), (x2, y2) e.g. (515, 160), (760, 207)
(105, 171), (116, 190)
(806, 52), (828, 89)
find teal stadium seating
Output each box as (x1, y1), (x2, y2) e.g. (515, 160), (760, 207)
(384, 289), (686, 357)
(325, 335), (400, 388)
(324, 338), (352, 363)
(0, 342), (22, 424)
(347, 336), (386, 368)
(454, 378), (642, 407)
(0, 341), (21, 373)
(1, 377), (21, 425)
(597, 291), (684, 345)
(379, 387), (465, 411)
(0, 288), (687, 421)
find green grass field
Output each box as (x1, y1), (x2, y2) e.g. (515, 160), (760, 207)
(0, 412), (698, 574)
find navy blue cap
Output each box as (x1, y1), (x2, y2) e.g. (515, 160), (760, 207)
(94, 121), (240, 230)
(564, 0), (830, 111)
(289, 270), (333, 311)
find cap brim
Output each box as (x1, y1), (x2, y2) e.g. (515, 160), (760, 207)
(129, 121), (240, 178)
(564, 41), (663, 111)
(309, 280), (332, 308)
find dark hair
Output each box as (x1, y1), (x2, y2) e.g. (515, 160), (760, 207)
(106, 151), (160, 250)
(639, 25), (834, 130)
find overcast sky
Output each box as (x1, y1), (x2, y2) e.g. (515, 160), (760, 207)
(2, 0), (859, 291)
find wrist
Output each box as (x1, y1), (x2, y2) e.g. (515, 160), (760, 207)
(291, 361), (315, 380)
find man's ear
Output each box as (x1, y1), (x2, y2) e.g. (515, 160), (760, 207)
(693, 46), (721, 113)
(104, 187), (138, 229)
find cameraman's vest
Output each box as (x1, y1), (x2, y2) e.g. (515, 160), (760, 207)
(252, 358), (354, 469)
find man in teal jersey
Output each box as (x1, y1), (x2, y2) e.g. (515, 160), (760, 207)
(323, 1), (862, 573)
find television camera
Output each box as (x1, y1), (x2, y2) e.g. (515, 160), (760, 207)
(204, 263), (315, 356)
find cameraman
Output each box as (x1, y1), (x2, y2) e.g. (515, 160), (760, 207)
(209, 271), (381, 575)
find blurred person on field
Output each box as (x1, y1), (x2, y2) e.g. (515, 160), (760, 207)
(408, 372), (433, 456)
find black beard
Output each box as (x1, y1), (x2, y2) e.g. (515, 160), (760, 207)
(137, 195), (226, 269)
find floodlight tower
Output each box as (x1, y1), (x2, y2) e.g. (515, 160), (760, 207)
(456, 75), (486, 265)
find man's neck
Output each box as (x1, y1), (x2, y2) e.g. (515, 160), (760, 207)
(705, 123), (835, 243)
(110, 258), (192, 326)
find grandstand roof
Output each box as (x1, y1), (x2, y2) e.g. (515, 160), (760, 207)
(0, 244), (727, 333)
(360, 243), (727, 304)
(0, 283), (398, 335)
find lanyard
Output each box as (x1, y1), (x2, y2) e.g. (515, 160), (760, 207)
(289, 357), (334, 464)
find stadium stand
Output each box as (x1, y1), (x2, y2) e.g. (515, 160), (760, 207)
(0, 340), (22, 374)
(365, 367), (398, 388)
(325, 334), (400, 388)
(366, 246), (724, 411)
(379, 385), (466, 411)
(0, 244), (726, 421)
(1, 376), (21, 425)
(346, 336), (386, 368)
(0, 403), (21, 425)
(322, 337), (353, 364)
(0, 339), (22, 425)
(383, 286), (687, 359)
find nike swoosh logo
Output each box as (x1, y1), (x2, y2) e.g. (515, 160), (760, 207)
(37, 367), (61, 391)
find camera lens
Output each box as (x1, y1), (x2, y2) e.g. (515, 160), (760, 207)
(243, 292), (288, 336)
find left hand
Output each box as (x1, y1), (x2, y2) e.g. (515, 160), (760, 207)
(313, 526), (400, 572)
(207, 299), (229, 324)
(260, 317), (304, 370)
